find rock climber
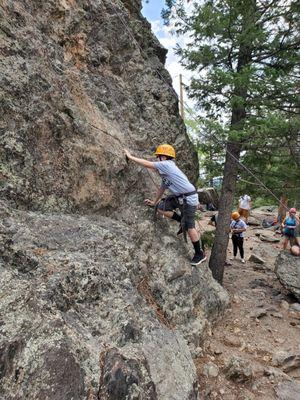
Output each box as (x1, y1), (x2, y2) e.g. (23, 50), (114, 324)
(238, 194), (252, 223)
(282, 208), (299, 250)
(230, 211), (247, 263)
(123, 144), (206, 266)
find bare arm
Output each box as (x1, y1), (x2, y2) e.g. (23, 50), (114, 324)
(124, 149), (156, 170)
(231, 221), (247, 233)
(145, 186), (165, 206)
(232, 227), (246, 233)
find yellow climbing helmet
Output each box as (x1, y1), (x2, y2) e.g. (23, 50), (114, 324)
(154, 144), (176, 158)
(231, 212), (240, 220)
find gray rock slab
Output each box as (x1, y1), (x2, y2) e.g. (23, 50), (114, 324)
(143, 329), (199, 400)
(197, 187), (219, 208)
(249, 254), (266, 264)
(275, 252), (300, 301)
(250, 308), (268, 319)
(272, 351), (300, 372)
(247, 216), (261, 226)
(260, 234), (281, 243)
(275, 380), (300, 400)
(0, 203), (229, 398)
(290, 303), (300, 312)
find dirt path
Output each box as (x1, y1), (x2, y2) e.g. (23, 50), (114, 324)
(196, 211), (300, 400)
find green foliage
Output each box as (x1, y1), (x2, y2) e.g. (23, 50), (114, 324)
(195, 211), (203, 220)
(252, 197), (276, 209)
(237, 114), (300, 205)
(164, 0), (300, 203)
(201, 230), (215, 249)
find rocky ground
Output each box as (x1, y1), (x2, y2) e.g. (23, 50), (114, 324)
(196, 208), (300, 400)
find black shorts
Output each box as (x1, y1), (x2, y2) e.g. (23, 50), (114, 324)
(157, 196), (196, 230)
(284, 228), (295, 238)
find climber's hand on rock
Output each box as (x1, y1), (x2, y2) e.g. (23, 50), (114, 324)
(144, 199), (155, 207)
(123, 149), (131, 159)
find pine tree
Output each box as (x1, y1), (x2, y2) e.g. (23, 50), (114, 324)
(163, 0), (300, 283)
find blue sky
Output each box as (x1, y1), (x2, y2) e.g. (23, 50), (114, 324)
(141, 0), (191, 99)
(142, 0), (165, 21)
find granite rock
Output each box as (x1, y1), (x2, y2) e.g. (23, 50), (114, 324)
(275, 252), (300, 301)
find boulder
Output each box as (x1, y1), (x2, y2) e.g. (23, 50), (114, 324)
(197, 188), (219, 209)
(290, 303), (300, 312)
(203, 362), (219, 378)
(250, 308), (268, 319)
(275, 252), (300, 301)
(251, 206), (277, 218)
(260, 234), (280, 243)
(275, 381), (300, 400)
(247, 216), (261, 226)
(249, 254), (266, 264)
(0, 203), (229, 399)
(224, 356), (254, 383)
(272, 351), (300, 373)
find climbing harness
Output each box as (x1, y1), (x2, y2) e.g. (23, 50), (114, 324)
(153, 190), (198, 242)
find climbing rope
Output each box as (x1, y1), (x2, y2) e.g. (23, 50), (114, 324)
(111, 0), (292, 209)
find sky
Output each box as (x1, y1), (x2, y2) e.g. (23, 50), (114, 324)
(141, 0), (191, 104)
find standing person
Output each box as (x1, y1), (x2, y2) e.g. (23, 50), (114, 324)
(124, 144), (206, 266)
(282, 208), (299, 250)
(238, 194), (252, 223)
(230, 212), (247, 263)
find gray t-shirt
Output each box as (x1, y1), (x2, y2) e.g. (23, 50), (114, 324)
(153, 160), (198, 206)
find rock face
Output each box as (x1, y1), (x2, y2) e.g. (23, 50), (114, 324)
(0, 0), (197, 213)
(0, 202), (229, 399)
(275, 251), (300, 301)
(275, 381), (300, 400)
(0, 1), (229, 398)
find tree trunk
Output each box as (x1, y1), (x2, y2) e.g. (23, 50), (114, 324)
(277, 195), (288, 225)
(209, 141), (242, 283)
(208, 1), (255, 284)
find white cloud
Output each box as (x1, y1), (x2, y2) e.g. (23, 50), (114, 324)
(150, 19), (163, 36)
(149, 18), (195, 111)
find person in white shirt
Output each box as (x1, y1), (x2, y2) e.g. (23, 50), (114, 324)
(238, 194), (252, 223)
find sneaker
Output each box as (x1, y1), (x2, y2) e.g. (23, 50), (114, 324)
(191, 253), (207, 266)
(241, 259), (245, 263)
(177, 225), (183, 236)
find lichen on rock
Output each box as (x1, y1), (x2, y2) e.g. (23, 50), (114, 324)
(0, 1), (229, 398)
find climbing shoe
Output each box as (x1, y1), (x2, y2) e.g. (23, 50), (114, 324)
(191, 253), (207, 266)
(177, 225), (183, 236)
